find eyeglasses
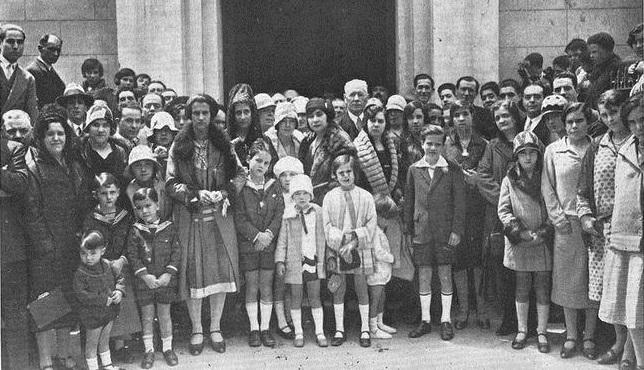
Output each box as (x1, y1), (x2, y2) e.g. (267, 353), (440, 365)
(4, 38), (24, 46)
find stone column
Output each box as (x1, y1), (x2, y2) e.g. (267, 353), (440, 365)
(395, 0), (499, 100)
(116, 0), (224, 101)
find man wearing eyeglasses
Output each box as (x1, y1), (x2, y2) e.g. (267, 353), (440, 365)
(0, 24), (38, 124)
(27, 33), (65, 108)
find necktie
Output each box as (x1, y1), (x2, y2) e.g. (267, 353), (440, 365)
(5, 64), (14, 79)
(344, 190), (357, 227)
(299, 209), (308, 234)
(355, 117), (362, 131)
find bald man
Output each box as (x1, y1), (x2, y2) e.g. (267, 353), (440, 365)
(27, 33), (65, 107)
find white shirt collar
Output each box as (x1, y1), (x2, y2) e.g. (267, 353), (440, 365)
(347, 111), (363, 126)
(37, 56), (52, 71)
(413, 155), (448, 168)
(524, 114), (543, 132)
(0, 54), (13, 68)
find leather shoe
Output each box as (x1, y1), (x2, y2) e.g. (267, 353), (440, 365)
(140, 352), (154, 369)
(249, 330), (261, 347)
(316, 334), (328, 347)
(294, 335), (304, 348)
(408, 321), (431, 338)
(582, 339), (599, 360)
(260, 330), (276, 348)
(359, 331), (371, 348)
(330, 331), (345, 346)
(511, 332), (527, 350)
(598, 348), (622, 365)
(560, 339), (577, 359)
(277, 325), (295, 340)
(440, 322), (454, 341)
(189, 333), (204, 356)
(537, 333), (550, 353)
(210, 331), (226, 354)
(163, 350), (178, 367)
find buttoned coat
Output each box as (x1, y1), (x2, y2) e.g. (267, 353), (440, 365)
(0, 64), (38, 124)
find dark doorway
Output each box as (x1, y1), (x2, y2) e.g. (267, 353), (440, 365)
(221, 0), (396, 101)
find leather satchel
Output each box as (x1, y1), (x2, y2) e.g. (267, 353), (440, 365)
(28, 287), (72, 331)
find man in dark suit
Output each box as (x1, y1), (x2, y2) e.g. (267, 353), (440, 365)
(339, 79), (368, 140)
(27, 33), (65, 108)
(456, 76), (499, 140)
(522, 82), (551, 146)
(0, 24), (38, 124)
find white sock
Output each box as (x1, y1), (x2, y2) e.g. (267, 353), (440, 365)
(333, 303), (345, 334)
(378, 312), (397, 333)
(99, 351), (112, 367)
(291, 309), (303, 335)
(161, 336), (173, 352)
(369, 317), (378, 332)
(260, 301), (273, 331)
(86, 357), (99, 370)
(441, 293), (453, 323)
(246, 302), (259, 331)
(359, 304), (370, 333)
(420, 293), (431, 322)
(275, 301), (289, 330)
(142, 334), (154, 353)
(311, 307), (324, 335)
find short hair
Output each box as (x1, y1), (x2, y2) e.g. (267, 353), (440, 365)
(420, 125), (445, 142)
(403, 101), (429, 128)
(456, 76), (480, 93)
(38, 33), (61, 47)
(565, 38), (588, 53)
(553, 71), (578, 89)
(621, 93), (644, 129)
(427, 103), (442, 112)
(132, 187), (159, 204)
(92, 172), (120, 191)
(82, 58), (103, 77)
(413, 73), (434, 90)
(117, 86), (135, 98)
(449, 100), (473, 121)
(80, 230), (105, 251)
(142, 92), (165, 108)
(148, 80), (166, 90)
(120, 104), (142, 115)
(136, 73), (151, 81)
(247, 138), (272, 162)
(480, 81), (500, 96)
(522, 81), (546, 95)
(598, 89), (629, 112)
(627, 24), (644, 49)
(331, 154), (357, 177)
(552, 55), (571, 70)
(363, 105), (387, 132)
(492, 100), (525, 132)
(437, 83), (456, 96)
(165, 96), (189, 120)
(524, 53), (543, 69)
(499, 78), (521, 93)
(587, 32), (615, 52)
(185, 94), (219, 125)
(562, 102), (594, 125)
(114, 68), (136, 86)
(0, 24), (25, 42)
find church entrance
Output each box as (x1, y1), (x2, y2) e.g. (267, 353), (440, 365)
(221, 0), (396, 99)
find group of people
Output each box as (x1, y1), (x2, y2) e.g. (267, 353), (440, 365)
(1, 19), (644, 370)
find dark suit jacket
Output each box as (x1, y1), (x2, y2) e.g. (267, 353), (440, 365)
(0, 65), (39, 124)
(339, 113), (361, 140)
(404, 158), (466, 245)
(472, 105), (499, 141)
(27, 58), (65, 108)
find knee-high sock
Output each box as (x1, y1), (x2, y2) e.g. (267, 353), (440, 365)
(441, 293), (453, 323)
(359, 304), (370, 333)
(99, 351), (112, 367)
(420, 293), (431, 322)
(516, 301), (529, 333)
(334, 303), (344, 333)
(161, 336), (173, 352)
(311, 307), (324, 336)
(142, 334), (154, 353)
(291, 309), (303, 335)
(260, 301), (273, 331)
(246, 302), (259, 331)
(274, 301), (289, 329)
(536, 303), (549, 334)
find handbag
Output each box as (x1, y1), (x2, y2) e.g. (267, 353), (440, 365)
(28, 287), (72, 331)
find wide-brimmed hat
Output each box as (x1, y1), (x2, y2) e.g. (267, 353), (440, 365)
(148, 111), (178, 138)
(56, 82), (94, 107)
(124, 144), (161, 176)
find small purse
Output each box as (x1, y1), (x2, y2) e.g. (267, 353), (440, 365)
(28, 287), (73, 331)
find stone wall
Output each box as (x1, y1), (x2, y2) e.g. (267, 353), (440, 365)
(0, 0), (119, 89)
(499, 0), (643, 83)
